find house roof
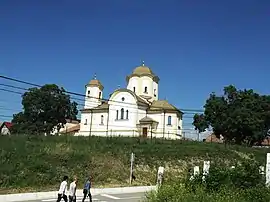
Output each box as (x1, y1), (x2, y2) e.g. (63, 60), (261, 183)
(60, 124), (80, 134)
(0, 121), (12, 129)
(149, 100), (183, 114)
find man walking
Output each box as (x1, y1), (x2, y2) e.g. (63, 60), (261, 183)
(69, 177), (77, 202)
(82, 176), (92, 202)
(56, 176), (68, 202)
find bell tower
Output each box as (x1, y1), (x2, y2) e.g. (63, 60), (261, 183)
(84, 74), (104, 109)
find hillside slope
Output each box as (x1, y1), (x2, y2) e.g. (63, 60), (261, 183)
(0, 135), (268, 194)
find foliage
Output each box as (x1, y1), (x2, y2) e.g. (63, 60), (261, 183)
(0, 135), (268, 194)
(147, 158), (270, 202)
(193, 85), (270, 146)
(11, 84), (78, 135)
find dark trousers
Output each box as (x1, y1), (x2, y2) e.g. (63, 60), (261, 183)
(56, 194), (68, 202)
(82, 189), (92, 202)
(69, 195), (76, 202)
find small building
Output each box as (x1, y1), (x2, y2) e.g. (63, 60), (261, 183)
(0, 122), (12, 135)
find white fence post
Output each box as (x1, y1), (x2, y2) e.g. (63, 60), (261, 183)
(202, 161), (210, 182)
(157, 166), (165, 188)
(129, 153), (135, 184)
(194, 166), (200, 176)
(266, 153), (270, 186)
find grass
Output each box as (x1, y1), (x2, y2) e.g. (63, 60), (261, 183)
(0, 135), (269, 194)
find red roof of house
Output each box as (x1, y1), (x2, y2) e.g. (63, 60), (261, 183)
(3, 122), (12, 129)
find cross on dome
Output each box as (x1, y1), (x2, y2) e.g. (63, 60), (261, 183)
(142, 60), (145, 66)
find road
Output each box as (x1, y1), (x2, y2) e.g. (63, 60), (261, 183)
(18, 192), (147, 202)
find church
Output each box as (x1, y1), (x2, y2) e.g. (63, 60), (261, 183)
(76, 62), (183, 139)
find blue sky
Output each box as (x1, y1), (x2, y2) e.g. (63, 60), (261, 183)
(0, 0), (270, 135)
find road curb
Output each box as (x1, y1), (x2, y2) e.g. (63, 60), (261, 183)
(0, 186), (156, 202)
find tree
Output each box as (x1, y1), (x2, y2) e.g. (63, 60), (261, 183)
(11, 84), (78, 135)
(193, 85), (270, 146)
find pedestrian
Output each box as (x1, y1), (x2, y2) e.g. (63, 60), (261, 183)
(82, 176), (92, 202)
(56, 175), (68, 202)
(69, 176), (77, 202)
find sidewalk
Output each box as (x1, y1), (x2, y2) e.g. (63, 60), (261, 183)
(0, 186), (156, 202)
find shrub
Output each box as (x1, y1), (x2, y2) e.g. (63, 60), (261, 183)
(147, 158), (270, 202)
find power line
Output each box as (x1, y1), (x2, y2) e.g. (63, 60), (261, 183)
(0, 76), (205, 113)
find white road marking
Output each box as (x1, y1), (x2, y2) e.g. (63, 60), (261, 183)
(101, 194), (121, 199)
(42, 197), (99, 201)
(118, 196), (142, 200)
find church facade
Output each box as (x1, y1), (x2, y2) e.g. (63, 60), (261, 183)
(76, 63), (183, 139)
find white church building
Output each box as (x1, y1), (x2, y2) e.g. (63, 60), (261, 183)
(76, 62), (183, 139)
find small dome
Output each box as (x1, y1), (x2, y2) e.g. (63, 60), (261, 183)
(87, 78), (104, 90)
(133, 65), (154, 76)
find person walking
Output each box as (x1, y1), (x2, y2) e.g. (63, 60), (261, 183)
(82, 176), (92, 202)
(69, 177), (77, 202)
(56, 176), (68, 202)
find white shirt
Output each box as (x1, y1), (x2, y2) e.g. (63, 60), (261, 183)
(58, 180), (67, 195)
(69, 181), (77, 196)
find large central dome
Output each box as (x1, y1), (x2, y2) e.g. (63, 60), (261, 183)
(133, 65), (154, 75)
(126, 62), (160, 83)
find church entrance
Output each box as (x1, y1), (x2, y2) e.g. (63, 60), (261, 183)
(142, 127), (148, 137)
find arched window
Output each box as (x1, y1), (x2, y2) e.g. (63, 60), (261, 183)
(144, 86), (148, 93)
(168, 116), (172, 125)
(116, 110), (119, 120)
(133, 87), (136, 92)
(120, 108), (124, 119)
(99, 92), (101, 99)
(126, 110), (129, 119)
(154, 89), (156, 97)
(101, 115), (104, 124)
(87, 90), (90, 95)
(84, 119), (88, 125)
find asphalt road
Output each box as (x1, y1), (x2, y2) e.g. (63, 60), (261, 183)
(18, 192), (147, 202)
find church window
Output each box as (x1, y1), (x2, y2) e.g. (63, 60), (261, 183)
(154, 89), (156, 97)
(126, 110), (129, 119)
(122, 97), (125, 102)
(87, 90), (90, 95)
(116, 110), (119, 120)
(144, 86), (148, 93)
(120, 108), (124, 119)
(133, 87), (136, 92)
(99, 92), (101, 99)
(101, 115), (104, 124)
(84, 119), (88, 125)
(168, 116), (172, 125)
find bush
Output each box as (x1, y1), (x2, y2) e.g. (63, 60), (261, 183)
(147, 158), (270, 202)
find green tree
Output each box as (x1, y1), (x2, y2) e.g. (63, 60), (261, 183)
(193, 85), (270, 146)
(11, 84), (78, 135)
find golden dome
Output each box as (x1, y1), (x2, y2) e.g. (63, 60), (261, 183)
(133, 65), (154, 75)
(126, 61), (160, 83)
(87, 74), (104, 90)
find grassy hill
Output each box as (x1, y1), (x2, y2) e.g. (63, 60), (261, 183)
(0, 135), (268, 194)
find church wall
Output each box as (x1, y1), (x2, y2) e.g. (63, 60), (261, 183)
(140, 76), (153, 97)
(153, 81), (158, 100)
(108, 91), (139, 136)
(79, 113), (92, 135)
(147, 112), (182, 139)
(127, 76), (139, 93)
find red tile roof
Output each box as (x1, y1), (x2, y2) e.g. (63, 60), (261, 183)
(3, 122), (12, 129)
